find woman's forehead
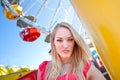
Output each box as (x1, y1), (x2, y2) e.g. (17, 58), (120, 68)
(55, 27), (72, 37)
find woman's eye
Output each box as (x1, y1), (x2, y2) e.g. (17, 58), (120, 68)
(57, 40), (62, 42)
(68, 39), (73, 41)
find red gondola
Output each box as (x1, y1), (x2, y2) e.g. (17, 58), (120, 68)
(20, 27), (41, 42)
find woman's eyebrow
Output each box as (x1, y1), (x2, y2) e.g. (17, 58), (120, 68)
(55, 37), (62, 39)
(56, 36), (72, 38)
(68, 36), (73, 38)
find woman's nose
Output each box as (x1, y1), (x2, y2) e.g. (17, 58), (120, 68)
(63, 41), (69, 48)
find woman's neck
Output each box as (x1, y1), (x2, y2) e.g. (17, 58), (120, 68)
(62, 58), (71, 64)
(61, 57), (71, 64)
(60, 61), (72, 76)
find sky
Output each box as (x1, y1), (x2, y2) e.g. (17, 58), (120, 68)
(0, 0), (79, 68)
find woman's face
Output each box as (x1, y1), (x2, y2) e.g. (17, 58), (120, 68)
(54, 27), (75, 62)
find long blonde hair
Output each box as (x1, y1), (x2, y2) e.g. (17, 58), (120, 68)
(45, 22), (91, 80)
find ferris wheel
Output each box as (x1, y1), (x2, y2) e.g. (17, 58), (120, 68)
(1, 0), (75, 42)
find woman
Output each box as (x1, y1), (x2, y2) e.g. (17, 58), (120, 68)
(37, 22), (106, 80)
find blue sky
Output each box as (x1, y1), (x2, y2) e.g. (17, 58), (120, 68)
(0, 6), (51, 67)
(0, 0), (75, 67)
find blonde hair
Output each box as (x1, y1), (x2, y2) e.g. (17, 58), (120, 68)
(45, 22), (91, 80)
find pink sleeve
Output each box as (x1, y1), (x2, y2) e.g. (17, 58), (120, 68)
(39, 61), (49, 80)
(83, 60), (92, 78)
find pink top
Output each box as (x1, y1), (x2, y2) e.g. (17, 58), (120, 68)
(39, 61), (91, 80)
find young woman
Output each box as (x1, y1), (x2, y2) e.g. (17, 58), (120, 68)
(37, 22), (106, 80)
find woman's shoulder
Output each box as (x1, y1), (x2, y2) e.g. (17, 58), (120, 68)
(39, 60), (50, 71)
(86, 61), (106, 80)
(83, 60), (92, 78)
(39, 61), (50, 66)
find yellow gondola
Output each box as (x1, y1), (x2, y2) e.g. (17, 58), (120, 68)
(4, 5), (23, 20)
(71, 0), (120, 80)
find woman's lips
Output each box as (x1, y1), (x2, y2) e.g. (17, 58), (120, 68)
(62, 50), (69, 54)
